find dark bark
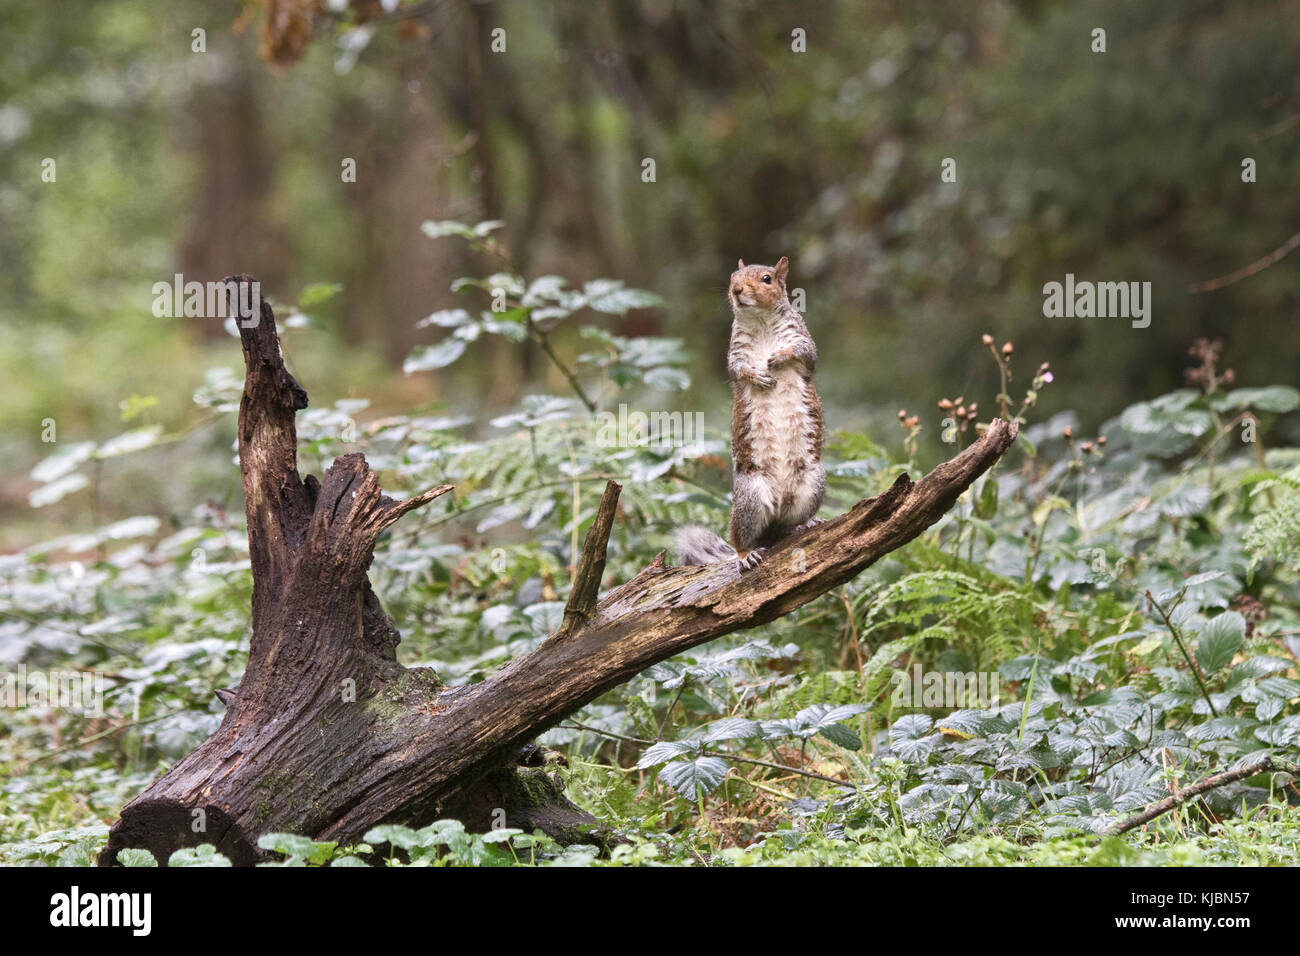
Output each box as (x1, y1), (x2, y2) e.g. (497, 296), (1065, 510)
(101, 277), (1018, 865)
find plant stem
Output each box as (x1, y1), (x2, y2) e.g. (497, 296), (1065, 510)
(1144, 589), (1218, 717)
(528, 321), (597, 413)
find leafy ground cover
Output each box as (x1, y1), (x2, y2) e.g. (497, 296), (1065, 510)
(3, 231), (1297, 866)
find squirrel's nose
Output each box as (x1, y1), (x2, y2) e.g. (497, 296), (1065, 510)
(731, 286), (742, 297)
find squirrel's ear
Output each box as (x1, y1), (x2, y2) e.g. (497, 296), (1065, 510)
(774, 256), (790, 282)
(737, 259), (745, 269)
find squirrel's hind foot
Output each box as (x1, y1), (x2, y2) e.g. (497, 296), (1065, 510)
(736, 548), (768, 572)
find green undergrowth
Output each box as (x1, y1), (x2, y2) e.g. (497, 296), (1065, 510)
(3, 235), (1298, 866)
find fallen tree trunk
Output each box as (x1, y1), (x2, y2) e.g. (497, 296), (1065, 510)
(101, 276), (1019, 865)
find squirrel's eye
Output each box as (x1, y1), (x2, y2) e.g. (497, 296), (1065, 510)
(761, 275), (771, 283)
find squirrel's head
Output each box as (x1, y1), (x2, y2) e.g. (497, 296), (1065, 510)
(730, 257), (790, 312)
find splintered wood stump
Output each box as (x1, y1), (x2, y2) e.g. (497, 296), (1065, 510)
(101, 275), (1019, 865)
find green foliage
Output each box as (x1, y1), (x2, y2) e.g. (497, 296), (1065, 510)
(407, 221), (676, 405)
(1244, 465), (1300, 573)
(3, 250), (1298, 869)
(167, 844), (232, 867)
(115, 848), (157, 867)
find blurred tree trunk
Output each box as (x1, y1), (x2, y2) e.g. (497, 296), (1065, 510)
(177, 51), (286, 337)
(334, 54), (453, 371)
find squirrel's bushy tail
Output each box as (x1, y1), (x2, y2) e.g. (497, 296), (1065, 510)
(674, 525), (737, 566)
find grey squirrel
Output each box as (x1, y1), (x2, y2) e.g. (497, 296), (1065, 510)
(675, 256), (825, 571)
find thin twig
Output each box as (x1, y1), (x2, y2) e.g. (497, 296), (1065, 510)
(383, 473), (624, 543)
(1188, 230), (1300, 293)
(1251, 111), (1300, 142)
(1102, 757), (1297, 836)
(31, 711), (184, 764)
(528, 322), (597, 413)
(655, 684), (686, 741)
(1145, 589), (1218, 717)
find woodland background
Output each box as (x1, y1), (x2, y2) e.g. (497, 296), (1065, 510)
(3, 0), (1299, 545)
(2, 0), (1299, 867)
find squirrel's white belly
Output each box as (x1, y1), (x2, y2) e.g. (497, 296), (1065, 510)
(746, 344), (817, 514)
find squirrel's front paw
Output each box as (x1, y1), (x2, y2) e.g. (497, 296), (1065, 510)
(767, 348), (796, 371)
(751, 370), (777, 389)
